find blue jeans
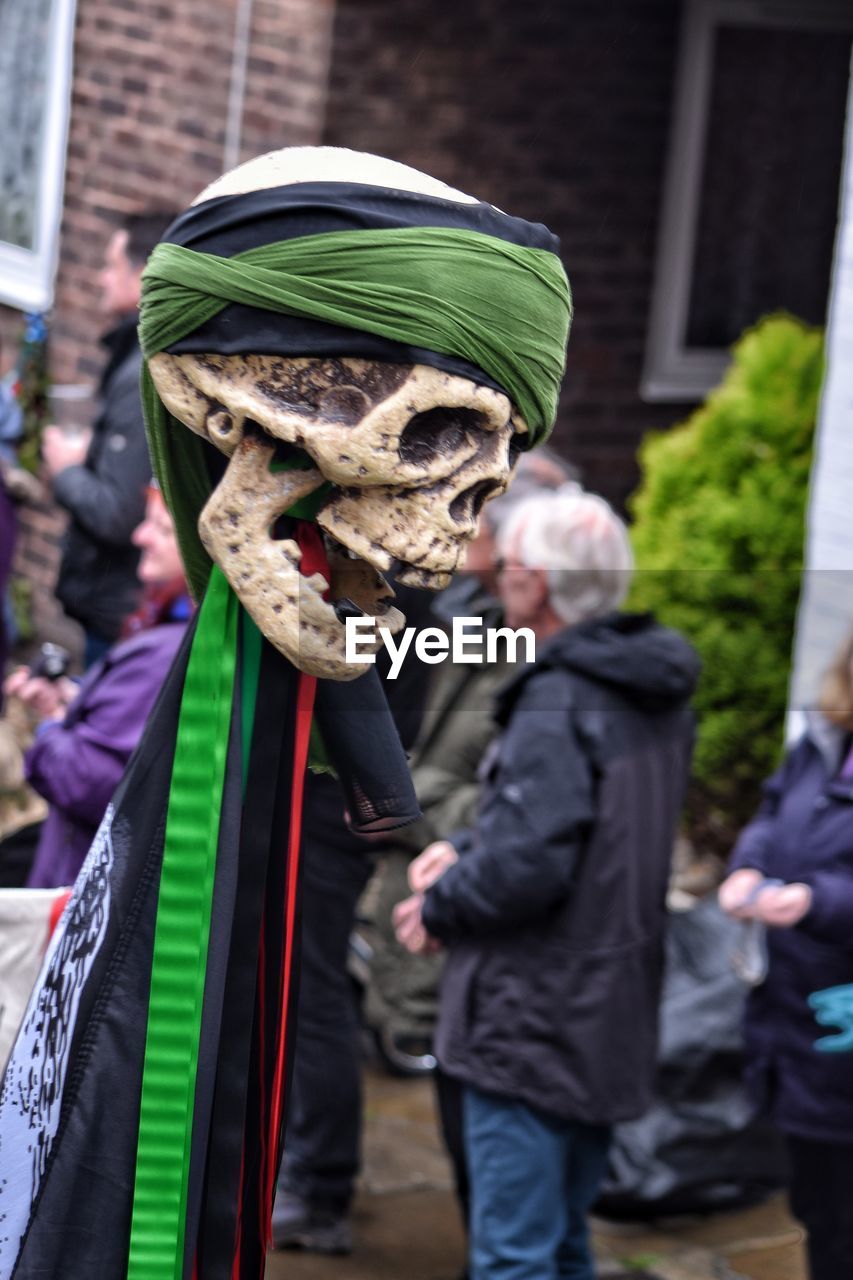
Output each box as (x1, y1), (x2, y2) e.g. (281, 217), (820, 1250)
(464, 1085), (611, 1280)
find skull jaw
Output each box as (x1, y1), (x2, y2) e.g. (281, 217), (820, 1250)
(198, 435), (404, 680)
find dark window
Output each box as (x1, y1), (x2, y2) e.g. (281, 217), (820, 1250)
(686, 24), (852, 348)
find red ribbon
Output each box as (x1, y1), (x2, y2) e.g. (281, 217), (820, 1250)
(261, 523), (326, 1243)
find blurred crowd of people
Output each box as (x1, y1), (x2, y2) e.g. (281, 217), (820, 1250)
(1, 218), (852, 1280)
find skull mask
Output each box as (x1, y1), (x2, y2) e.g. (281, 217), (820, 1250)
(147, 148), (533, 679)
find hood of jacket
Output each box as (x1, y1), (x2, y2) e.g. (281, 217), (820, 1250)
(496, 611), (700, 723)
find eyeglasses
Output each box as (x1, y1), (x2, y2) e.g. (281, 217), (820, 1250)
(494, 557), (529, 576)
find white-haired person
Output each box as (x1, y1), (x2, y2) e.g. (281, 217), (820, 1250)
(395, 489), (700, 1280)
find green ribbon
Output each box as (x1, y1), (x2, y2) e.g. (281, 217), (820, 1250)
(127, 566), (239, 1279)
(139, 225), (571, 597)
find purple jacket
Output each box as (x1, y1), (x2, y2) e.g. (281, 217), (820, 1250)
(25, 621), (187, 889)
(730, 712), (853, 1143)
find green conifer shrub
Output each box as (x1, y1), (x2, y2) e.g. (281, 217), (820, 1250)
(629, 314), (824, 854)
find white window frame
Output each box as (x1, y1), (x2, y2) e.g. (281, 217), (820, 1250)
(642, 0), (853, 402)
(0, 0), (77, 313)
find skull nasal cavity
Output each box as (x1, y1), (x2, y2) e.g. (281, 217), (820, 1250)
(399, 408), (487, 467)
(449, 479), (501, 525)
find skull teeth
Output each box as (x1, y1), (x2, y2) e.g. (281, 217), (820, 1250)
(320, 529), (400, 620)
(321, 530), (362, 562)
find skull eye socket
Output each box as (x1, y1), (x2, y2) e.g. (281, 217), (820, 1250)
(508, 433), (525, 469)
(399, 407), (490, 468)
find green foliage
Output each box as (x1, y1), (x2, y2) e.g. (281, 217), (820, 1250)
(618, 1258), (660, 1274)
(7, 575), (34, 645)
(629, 314), (823, 853)
(15, 313), (49, 473)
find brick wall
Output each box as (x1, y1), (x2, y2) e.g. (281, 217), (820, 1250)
(3, 0), (334, 655)
(322, 0), (694, 507)
(238, 0), (334, 164)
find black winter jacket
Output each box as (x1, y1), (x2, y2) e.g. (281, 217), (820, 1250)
(422, 612), (699, 1125)
(54, 316), (151, 640)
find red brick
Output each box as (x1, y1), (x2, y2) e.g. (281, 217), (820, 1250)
(321, 0), (697, 508)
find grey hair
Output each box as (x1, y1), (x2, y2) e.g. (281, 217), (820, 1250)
(482, 447), (580, 534)
(498, 488), (633, 625)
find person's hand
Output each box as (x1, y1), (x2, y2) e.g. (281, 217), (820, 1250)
(1, 463), (44, 504)
(3, 667), (75, 720)
(408, 840), (459, 893)
(751, 882), (813, 928)
(718, 868), (765, 919)
(719, 868), (813, 929)
(392, 893), (441, 955)
(41, 425), (91, 478)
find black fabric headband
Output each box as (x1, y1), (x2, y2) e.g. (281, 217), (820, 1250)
(161, 181), (562, 388)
